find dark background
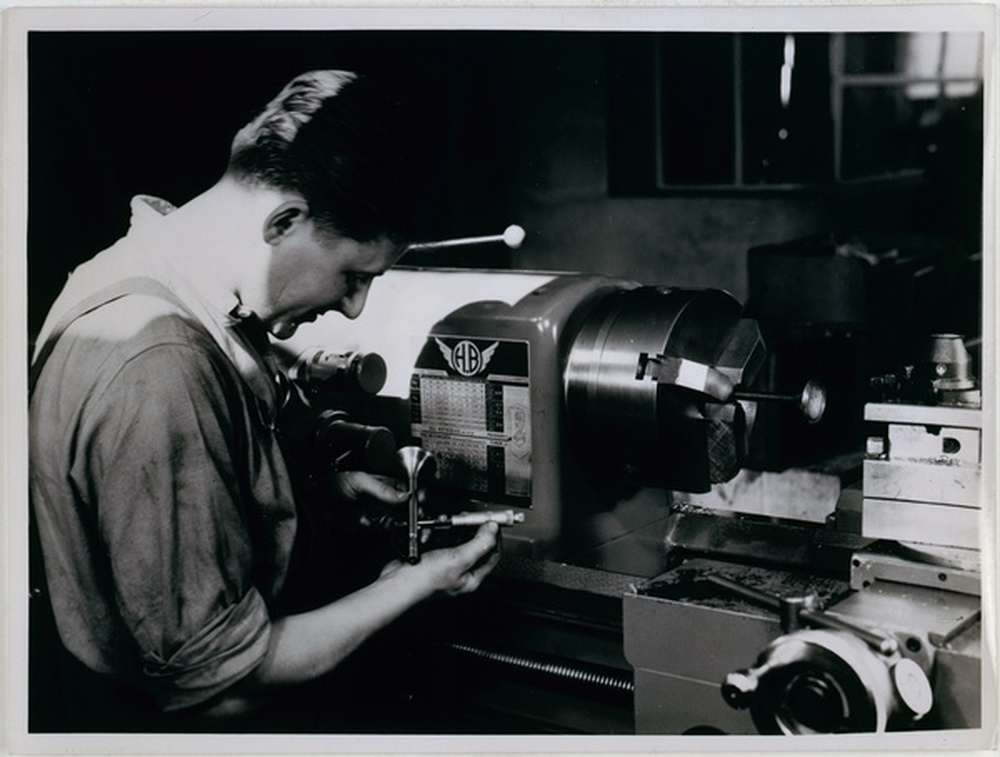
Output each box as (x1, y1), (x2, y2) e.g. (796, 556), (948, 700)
(28, 31), (537, 334)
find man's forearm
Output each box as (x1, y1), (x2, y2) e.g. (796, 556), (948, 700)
(195, 567), (434, 719)
(253, 567), (434, 685)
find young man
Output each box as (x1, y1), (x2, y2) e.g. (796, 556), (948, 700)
(29, 70), (499, 730)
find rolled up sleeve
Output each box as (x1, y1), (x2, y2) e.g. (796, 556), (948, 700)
(143, 588), (271, 711)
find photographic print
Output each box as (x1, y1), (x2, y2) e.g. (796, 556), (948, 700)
(3, 4), (996, 755)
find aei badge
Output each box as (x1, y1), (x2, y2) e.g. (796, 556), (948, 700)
(435, 338), (500, 377)
(411, 335), (532, 504)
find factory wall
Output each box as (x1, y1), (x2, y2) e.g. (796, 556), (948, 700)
(502, 35), (937, 302)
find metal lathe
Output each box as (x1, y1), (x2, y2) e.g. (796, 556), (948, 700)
(274, 233), (988, 737)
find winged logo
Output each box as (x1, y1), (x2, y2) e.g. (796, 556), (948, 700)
(434, 338), (500, 377)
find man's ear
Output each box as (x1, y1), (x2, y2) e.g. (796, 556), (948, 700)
(262, 200), (309, 245)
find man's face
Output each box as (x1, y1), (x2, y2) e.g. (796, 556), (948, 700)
(262, 218), (401, 340)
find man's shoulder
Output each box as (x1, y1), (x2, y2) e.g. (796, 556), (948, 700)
(70, 292), (208, 348)
(30, 293), (236, 442)
(45, 293), (226, 394)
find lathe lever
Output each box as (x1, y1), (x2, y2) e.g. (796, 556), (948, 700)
(404, 224), (526, 252)
(707, 574), (897, 654)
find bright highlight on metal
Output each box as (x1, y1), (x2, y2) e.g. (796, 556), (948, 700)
(404, 224), (526, 253)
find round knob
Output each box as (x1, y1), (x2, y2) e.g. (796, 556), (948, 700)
(721, 670), (760, 709)
(892, 658), (934, 719)
(503, 224), (526, 249)
(798, 380), (827, 424)
(352, 352), (388, 395)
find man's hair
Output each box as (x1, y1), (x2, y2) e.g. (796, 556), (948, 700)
(228, 70), (418, 244)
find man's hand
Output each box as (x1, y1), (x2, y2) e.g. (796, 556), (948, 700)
(329, 471), (408, 506)
(379, 522), (501, 596)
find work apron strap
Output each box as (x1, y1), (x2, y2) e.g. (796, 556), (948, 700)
(29, 276), (188, 396)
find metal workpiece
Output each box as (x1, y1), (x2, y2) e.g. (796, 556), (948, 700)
(733, 379), (827, 424)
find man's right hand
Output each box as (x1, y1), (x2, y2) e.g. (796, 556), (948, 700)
(378, 522), (500, 596)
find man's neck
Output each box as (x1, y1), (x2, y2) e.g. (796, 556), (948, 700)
(160, 178), (285, 308)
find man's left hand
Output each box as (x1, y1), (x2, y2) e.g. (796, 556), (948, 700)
(329, 471), (409, 505)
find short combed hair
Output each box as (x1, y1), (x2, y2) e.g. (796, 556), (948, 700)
(228, 70), (418, 244)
